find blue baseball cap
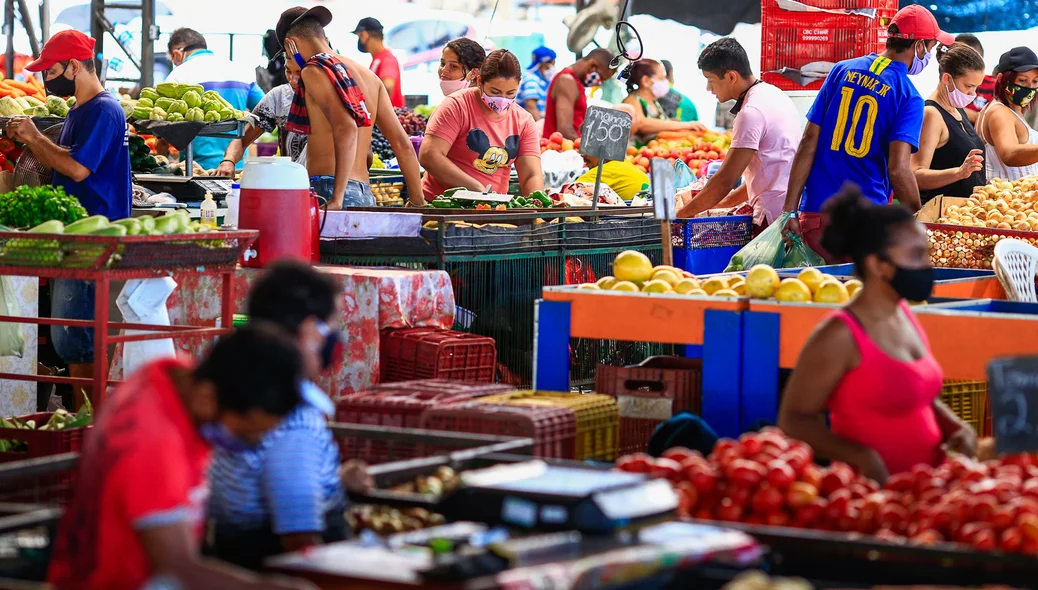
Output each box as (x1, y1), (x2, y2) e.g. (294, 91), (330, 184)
(528, 46), (556, 70)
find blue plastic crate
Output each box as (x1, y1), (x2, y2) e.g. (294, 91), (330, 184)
(671, 216), (752, 276)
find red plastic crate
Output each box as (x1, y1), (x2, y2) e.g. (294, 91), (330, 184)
(595, 357), (702, 457)
(421, 403), (577, 459)
(335, 379), (514, 463)
(0, 413), (87, 463)
(761, 0), (898, 91)
(381, 328), (497, 383)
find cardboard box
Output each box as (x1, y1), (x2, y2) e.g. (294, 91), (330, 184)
(916, 195), (970, 223)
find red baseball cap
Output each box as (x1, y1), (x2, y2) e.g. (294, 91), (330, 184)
(888, 5), (954, 46)
(26, 30), (96, 72)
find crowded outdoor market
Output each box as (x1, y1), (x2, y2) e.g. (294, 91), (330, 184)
(2, 0), (1038, 587)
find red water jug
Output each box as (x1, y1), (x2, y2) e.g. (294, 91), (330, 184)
(238, 157), (312, 268)
(310, 190), (321, 263)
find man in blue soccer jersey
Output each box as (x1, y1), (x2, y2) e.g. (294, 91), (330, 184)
(782, 4), (953, 261)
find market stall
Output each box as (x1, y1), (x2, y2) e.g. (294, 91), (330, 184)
(109, 265), (458, 398)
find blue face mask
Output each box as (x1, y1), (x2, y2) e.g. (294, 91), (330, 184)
(285, 38), (307, 69)
(908, 41), (932, 76)
(199, 422), (255, 453)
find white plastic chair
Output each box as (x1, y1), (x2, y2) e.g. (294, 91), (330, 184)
(993, 239), (1038, 302)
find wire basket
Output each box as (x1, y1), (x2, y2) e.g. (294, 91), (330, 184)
(473, 391), (620, 461)
(0, 230), (258, 271)
(421, 403), (576, 459)
(335, 380), (514, 464)
(380, 328), (497, 384)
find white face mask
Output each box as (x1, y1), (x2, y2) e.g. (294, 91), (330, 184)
(440, 78), (469, 97)
(945, 79), (977, 109)
(542, 66), (556, 80)
(651, 79), (670, 99)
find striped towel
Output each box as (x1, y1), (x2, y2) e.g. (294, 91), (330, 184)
(286, 53), (371, 135)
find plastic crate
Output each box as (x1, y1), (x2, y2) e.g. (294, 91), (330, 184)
(380, 328), (497, 384)
(0, 454), (78, 507)
(0, 413), (87, 463)
(335, 380), (514, 463)
(940, 380), (987, 437)
(761, 0), (898, 91)
(595, 357), (703, 457)
(671, 217), (752, 275)
(421, 403), (576, 459)
(473, 391), (619, 461)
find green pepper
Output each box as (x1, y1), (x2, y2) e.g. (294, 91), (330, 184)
(430, 200), (454, 208)
(441, 187), (465, 199)
(528, 190), (551, 208)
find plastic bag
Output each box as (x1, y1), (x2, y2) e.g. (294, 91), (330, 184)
(673, 159), (696, 190)
(0, 276), (24, 357)
(724, 211), (792, 271)
(784, 234), (825, 268)
(117, 277), (177, 376)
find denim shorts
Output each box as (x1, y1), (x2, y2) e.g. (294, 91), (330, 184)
(51, 279), (95, 365)
(310, 176), (376, 208)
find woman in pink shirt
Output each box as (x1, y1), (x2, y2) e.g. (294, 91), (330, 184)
(420, 49), (545, 201)
(778, 186), (976, 483)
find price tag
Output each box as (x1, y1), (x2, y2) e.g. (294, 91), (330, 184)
(987, 356), (1038, 454)
(651, 158), (676, 221)
(579, 106), (633, 163)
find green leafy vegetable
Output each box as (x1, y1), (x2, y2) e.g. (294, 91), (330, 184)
(0, 185), (88, 229)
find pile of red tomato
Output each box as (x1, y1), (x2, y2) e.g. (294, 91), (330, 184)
(616, 427), (1038, 555)
(0, 137), (22, 173)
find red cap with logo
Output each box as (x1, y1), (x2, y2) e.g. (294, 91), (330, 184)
(25, 30), (96, 72)
(888, 4), (954, 46)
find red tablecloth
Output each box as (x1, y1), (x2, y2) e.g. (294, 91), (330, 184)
(111, 266), (455, 398)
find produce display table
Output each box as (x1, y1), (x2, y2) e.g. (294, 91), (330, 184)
(0, 230), (257, 406)
(110, 265), (456, 398)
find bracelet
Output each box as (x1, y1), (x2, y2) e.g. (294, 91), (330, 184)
(220, 159), (235, 166)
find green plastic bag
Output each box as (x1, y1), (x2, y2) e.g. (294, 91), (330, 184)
(784, 234), (825, 269)
(724, 211), (792, 272)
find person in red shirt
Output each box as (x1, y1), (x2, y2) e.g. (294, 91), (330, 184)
(354, 17), (404, 108)
(778, 186), (976, 484)
(47, 325), (317, 590)
(544, 48), (616, 140)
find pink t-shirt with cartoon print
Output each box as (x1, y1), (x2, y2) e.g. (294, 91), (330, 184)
(422, 87), (540, 201)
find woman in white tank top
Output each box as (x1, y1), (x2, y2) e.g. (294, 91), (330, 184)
(977, 47), (1038, 181)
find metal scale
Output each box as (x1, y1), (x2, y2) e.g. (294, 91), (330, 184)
(132, 119), (244, 204)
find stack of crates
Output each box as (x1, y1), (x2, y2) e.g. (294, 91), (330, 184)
(335, 379), (514, 463)
(421, 403), (577, 460)
(0, 412), (89, 505)
(595, 357), (703, 457)
(761, 0), (899, 92)
(380, 328), (497, 384)
(474, 391), (620, 462)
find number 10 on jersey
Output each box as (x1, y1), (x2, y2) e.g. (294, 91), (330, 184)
(830, 87), (878, 158)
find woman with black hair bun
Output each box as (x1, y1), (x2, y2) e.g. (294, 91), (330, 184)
(621, 59), (705, 145)
(778, 184), (976, 484)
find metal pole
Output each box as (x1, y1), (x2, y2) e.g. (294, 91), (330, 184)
(15, 0), (38, 56)
(140, 0), (153, 88)
(38, 0), (49, 44)
(90, 0), (103, 64)
(3, 0), (15, 81)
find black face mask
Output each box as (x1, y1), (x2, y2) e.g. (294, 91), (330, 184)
(357, 38), (367, 53)
(315, 320), (343, 371)
(888, 264), (934, 302)
(1007, 84), (1038, 108)
(45, 63), (77, 98)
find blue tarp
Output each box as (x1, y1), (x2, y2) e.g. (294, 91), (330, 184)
(913, 0), (1038, 33)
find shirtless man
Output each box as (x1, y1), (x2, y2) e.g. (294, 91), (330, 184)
(276, 7), (422, 209)
(544, 48), (617, 141)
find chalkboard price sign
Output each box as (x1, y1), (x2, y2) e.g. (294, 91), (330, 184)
(580, 106), (633, 163)
(987, 356), (1038, 455)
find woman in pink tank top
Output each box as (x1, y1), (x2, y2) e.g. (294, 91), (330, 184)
(778, 187), (976, 484)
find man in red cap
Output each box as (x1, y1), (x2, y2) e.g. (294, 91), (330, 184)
(5, 30), (131, 407)
(782, 4), (953, 261)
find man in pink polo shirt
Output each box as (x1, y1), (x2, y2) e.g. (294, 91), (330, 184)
(677, 38), (801, 232)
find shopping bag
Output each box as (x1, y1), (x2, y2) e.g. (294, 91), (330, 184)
(0, 276), (24, 357)
(117, 277), (177, 377)
(724, 211), (792, 271)
(783, 234), (825, 269)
